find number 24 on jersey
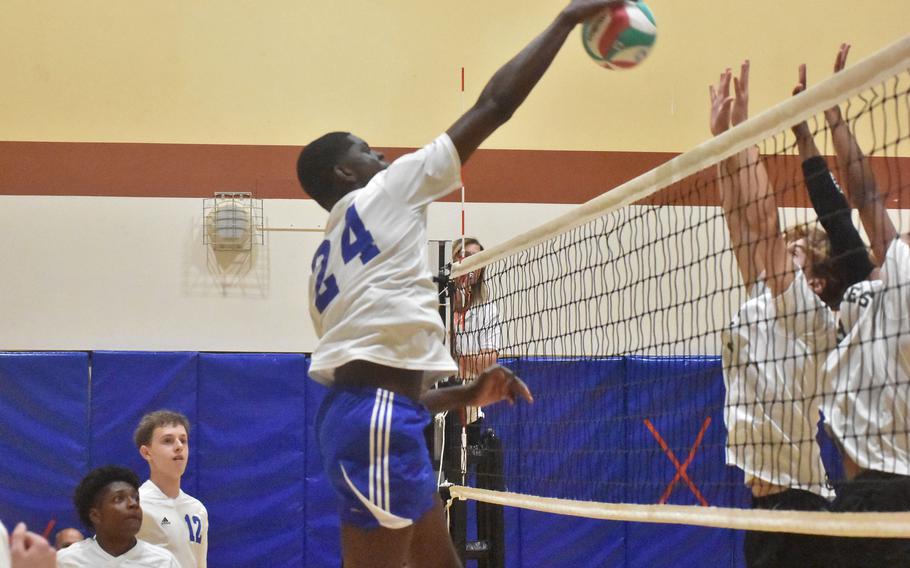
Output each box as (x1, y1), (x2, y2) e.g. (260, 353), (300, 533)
(312, 204), (380, 313)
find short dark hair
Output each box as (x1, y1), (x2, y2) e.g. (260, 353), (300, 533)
(134, 410), (190, 448)
(296, 132), (354, 210)
(73, 466), (140, 531)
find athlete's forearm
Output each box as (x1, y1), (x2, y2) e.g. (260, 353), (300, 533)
(828, 113), (897, 263)
(420, 384), (474, 414)
(801, 156), (874, 287)
(792, 121), (821, 161)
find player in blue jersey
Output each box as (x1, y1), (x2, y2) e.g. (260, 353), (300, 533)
(295, 2), (632, 566)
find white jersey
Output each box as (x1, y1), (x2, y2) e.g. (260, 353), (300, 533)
(56, 537), (179, 568)
(308, 134), (462, 387)
(0, 521), (9, 568)
(136, 481), (207, 568)
(722, 272), (838, 496)
(823, 238), (910, 476)
(453, 301), (501, 359)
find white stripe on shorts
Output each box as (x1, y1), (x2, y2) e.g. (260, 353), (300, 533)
(369, 389), (394, 512)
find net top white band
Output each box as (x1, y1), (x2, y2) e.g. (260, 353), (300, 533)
(450, 486), (910, 538)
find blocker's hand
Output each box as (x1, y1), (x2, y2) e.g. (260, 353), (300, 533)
(562, 0), (635, 25)
(468, 364), (534, 408)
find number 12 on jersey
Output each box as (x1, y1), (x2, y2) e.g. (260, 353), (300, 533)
(312, 204), (380, 313)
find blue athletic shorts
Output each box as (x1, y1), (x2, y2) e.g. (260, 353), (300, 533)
(315, 387), (438, 530)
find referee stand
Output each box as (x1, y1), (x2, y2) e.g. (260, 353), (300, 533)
(431, 240), (506, 568)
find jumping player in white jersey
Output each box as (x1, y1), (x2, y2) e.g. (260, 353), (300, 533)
(134, 411), (207, 568)
(711, 61), (843, 568)
(295, 2), (635, 566)
(798, 44), (910, 567)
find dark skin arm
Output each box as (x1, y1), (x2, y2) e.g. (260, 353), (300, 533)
(823, 44), (897, 264)
(420, 364), (533, 414)
(446, 0), (630, 165)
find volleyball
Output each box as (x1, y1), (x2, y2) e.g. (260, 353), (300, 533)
(581, 1), (656, 70)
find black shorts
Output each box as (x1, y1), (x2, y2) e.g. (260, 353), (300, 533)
(744, 489), (835, 568)
(830, 470), (910, 568)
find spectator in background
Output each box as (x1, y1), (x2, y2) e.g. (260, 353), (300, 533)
(452, 237), (502, 427)
(52, 529), (83, 551)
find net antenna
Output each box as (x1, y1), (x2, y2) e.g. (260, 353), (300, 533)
(448, 34), (910, 543)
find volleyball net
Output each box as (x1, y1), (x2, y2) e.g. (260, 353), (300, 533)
(447, 36), (910, 538)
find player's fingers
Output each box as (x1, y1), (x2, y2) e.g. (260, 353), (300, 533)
(10, 522), (27, 553)
(838, 43), (850, 71)
(511, 376), (534, 404)
(21, 531), (53, 556)
(740, 59), (750, 92)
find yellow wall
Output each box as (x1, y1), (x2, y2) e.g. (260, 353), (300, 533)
(2, 1), (907, 150)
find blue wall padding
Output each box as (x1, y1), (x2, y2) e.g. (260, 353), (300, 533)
(196, 353), (308, 568)
(0, 352), (805, 567)
(624, 356), (747, 568)
(0, 352), (88, 532)
(486, 358), (629, 567)
(482, 356), (750, 568)
(90, 351), (200, 495)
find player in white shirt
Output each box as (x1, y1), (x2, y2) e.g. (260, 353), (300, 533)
(805, 44), (910, 567)
(295, 3), (636, 566)
(711, 61), (845, 568)
(57, 466), (179, 568)
(452, 237), (502, 426)
(452, 237), (502, 381)
(133, 411), (207, 568)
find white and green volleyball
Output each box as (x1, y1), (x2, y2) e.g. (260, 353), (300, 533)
(581, 1), (657, 70)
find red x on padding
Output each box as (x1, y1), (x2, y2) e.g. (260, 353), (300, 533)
(643, 417), (712, 507)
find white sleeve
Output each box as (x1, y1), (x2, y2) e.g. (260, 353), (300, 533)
(382, 134), (462, 208)
(773, 270), (837, 352)
(883, 238), (910, 289)
(0, 522), (9, 568)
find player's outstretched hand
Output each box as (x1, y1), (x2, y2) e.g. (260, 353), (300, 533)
(833, 42), (850, 73)
(10, 523), (56, 568)
(825, 43), (850, 124)
(469, 364), (533, 408)
(562, 0), (634, 25)
(709, 68), (733, 136)
(792, 62), (807, 97)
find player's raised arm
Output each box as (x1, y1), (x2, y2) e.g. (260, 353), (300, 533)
(823, 43), (897, 264)
(791, 59), (874, 294)
(711, 61), (788, 293)
(447, 0), (629, 165)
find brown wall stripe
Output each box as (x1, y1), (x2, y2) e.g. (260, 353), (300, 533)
(1, 141), (907, 207)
